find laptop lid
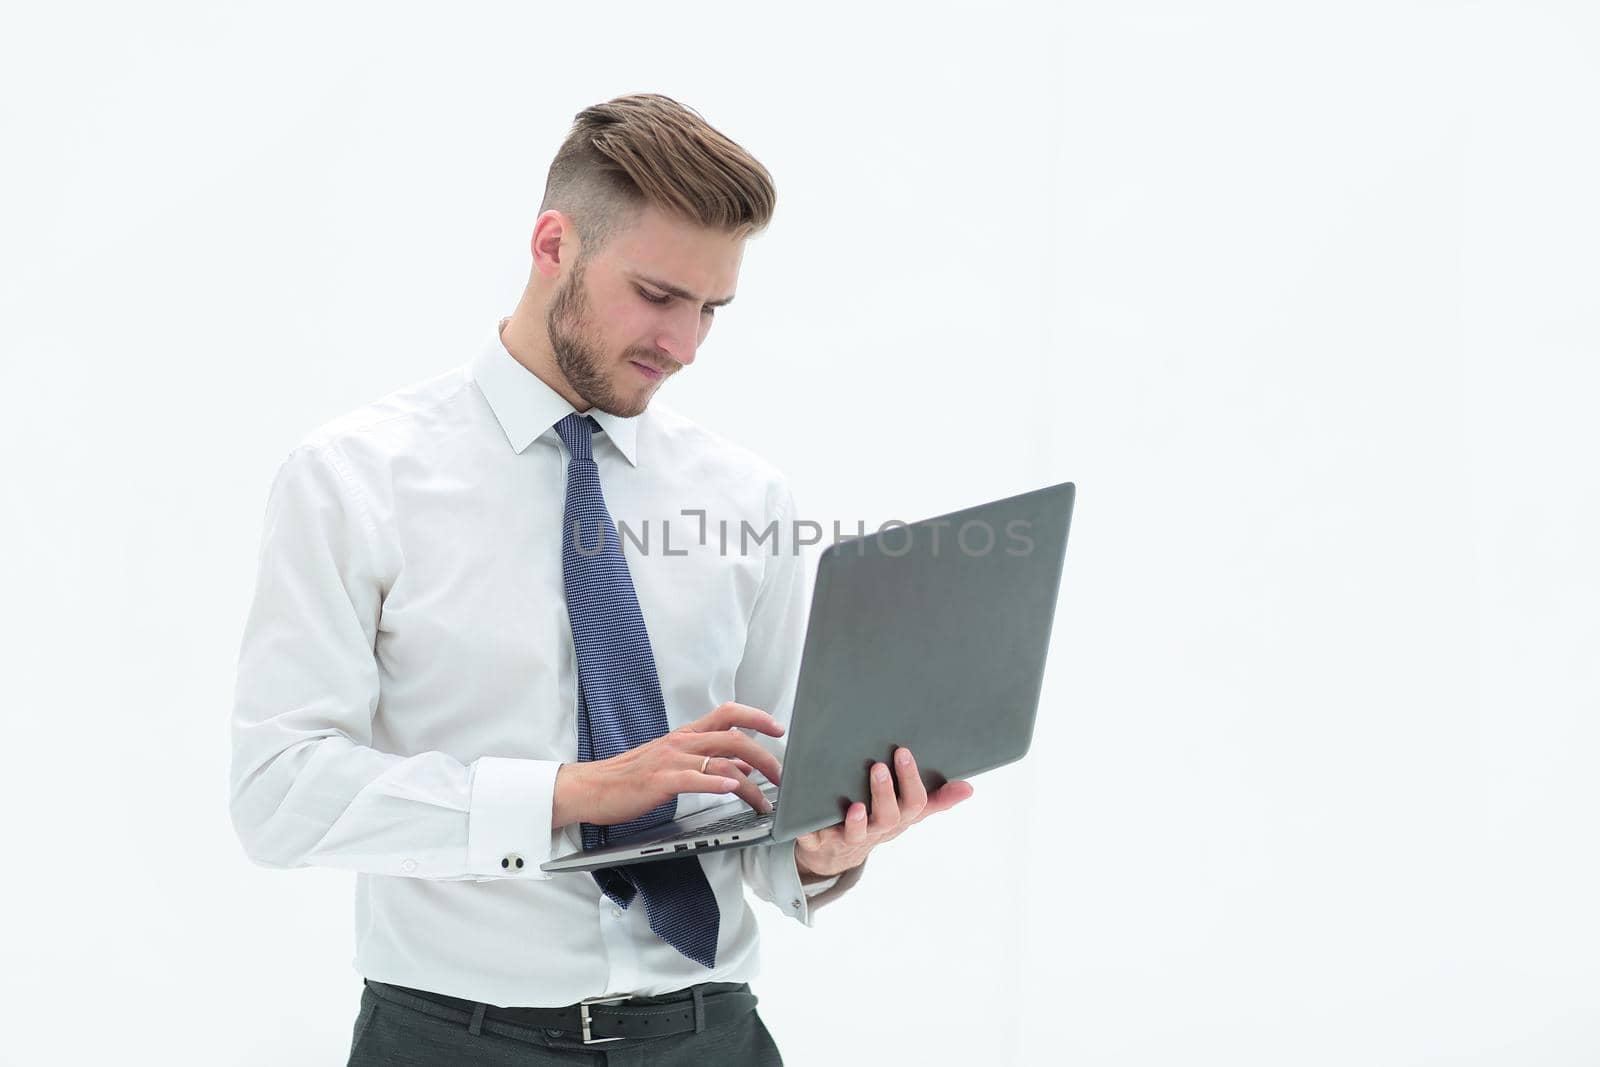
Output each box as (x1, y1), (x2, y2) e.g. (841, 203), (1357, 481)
(768, 480), (1075, 843)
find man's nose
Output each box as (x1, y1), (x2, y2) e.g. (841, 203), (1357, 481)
(653, 334), (697, 368)
(653, 307), (704, 367)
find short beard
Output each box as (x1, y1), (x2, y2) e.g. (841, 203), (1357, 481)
(546, 260), (648, 418)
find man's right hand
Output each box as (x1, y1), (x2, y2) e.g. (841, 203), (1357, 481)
(553, 701), (786, 828)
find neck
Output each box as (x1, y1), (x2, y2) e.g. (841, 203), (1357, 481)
(498, 309), (590, 413)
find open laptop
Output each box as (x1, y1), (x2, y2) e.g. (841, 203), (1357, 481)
(541, 480), (1076, 874)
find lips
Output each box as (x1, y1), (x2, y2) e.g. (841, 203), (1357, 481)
(630, 360), (665, 380)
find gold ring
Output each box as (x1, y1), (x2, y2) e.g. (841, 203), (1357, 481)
(700, 755), (711, 774)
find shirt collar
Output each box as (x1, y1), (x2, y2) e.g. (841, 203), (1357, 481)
(470, 318), (641, 466)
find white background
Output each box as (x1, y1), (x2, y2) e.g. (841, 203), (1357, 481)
(4, 2), (1596, 1064)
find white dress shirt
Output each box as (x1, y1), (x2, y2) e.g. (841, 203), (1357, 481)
(229, 318), (864, 1006)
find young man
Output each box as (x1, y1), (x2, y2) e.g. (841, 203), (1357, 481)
(229, 92), (972, 1065)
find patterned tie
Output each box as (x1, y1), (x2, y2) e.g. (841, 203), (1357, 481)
(554, 412), (721, 969)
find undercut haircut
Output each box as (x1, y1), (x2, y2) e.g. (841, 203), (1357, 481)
(540, 92), (777, 267)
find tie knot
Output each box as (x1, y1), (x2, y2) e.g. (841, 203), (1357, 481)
(554, 412), (601, 461)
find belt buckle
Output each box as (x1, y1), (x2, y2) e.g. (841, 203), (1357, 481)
(579, 993), (632, 1045)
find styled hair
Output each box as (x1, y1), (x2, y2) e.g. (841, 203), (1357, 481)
(539, 93), (777, 266)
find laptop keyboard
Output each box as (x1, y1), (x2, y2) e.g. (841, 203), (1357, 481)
(663, 804), (776, 841)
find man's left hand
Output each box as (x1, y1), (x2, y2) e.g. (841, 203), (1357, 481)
(794, 746), (974, 879)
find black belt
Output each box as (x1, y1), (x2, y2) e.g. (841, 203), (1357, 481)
(364, 978), (759, 1046)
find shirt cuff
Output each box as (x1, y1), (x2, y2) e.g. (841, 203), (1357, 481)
(765, 839), (819, 926)
(466, 757), (562, 880)
(802, 873), (842, 895)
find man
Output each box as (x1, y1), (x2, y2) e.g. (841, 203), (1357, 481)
(229, 92), (973, 1065)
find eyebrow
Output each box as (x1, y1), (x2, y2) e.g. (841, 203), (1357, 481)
(627, 272), (736, 308)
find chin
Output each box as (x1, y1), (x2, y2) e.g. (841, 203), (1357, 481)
(603, 391), (651, 420)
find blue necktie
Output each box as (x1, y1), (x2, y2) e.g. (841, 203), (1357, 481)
(554, 412), (720, 969)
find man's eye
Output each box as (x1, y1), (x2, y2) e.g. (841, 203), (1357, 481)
(639, 289), (715, 316)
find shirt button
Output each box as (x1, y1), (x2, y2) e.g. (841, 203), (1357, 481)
(502, 853), (524, 872)
(611, 906), (623, 919)
(400, 859), (417, 873)
(791, 899), (802, 910)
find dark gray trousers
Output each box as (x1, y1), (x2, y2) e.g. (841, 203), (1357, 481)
(347, 979), (783, 1065)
